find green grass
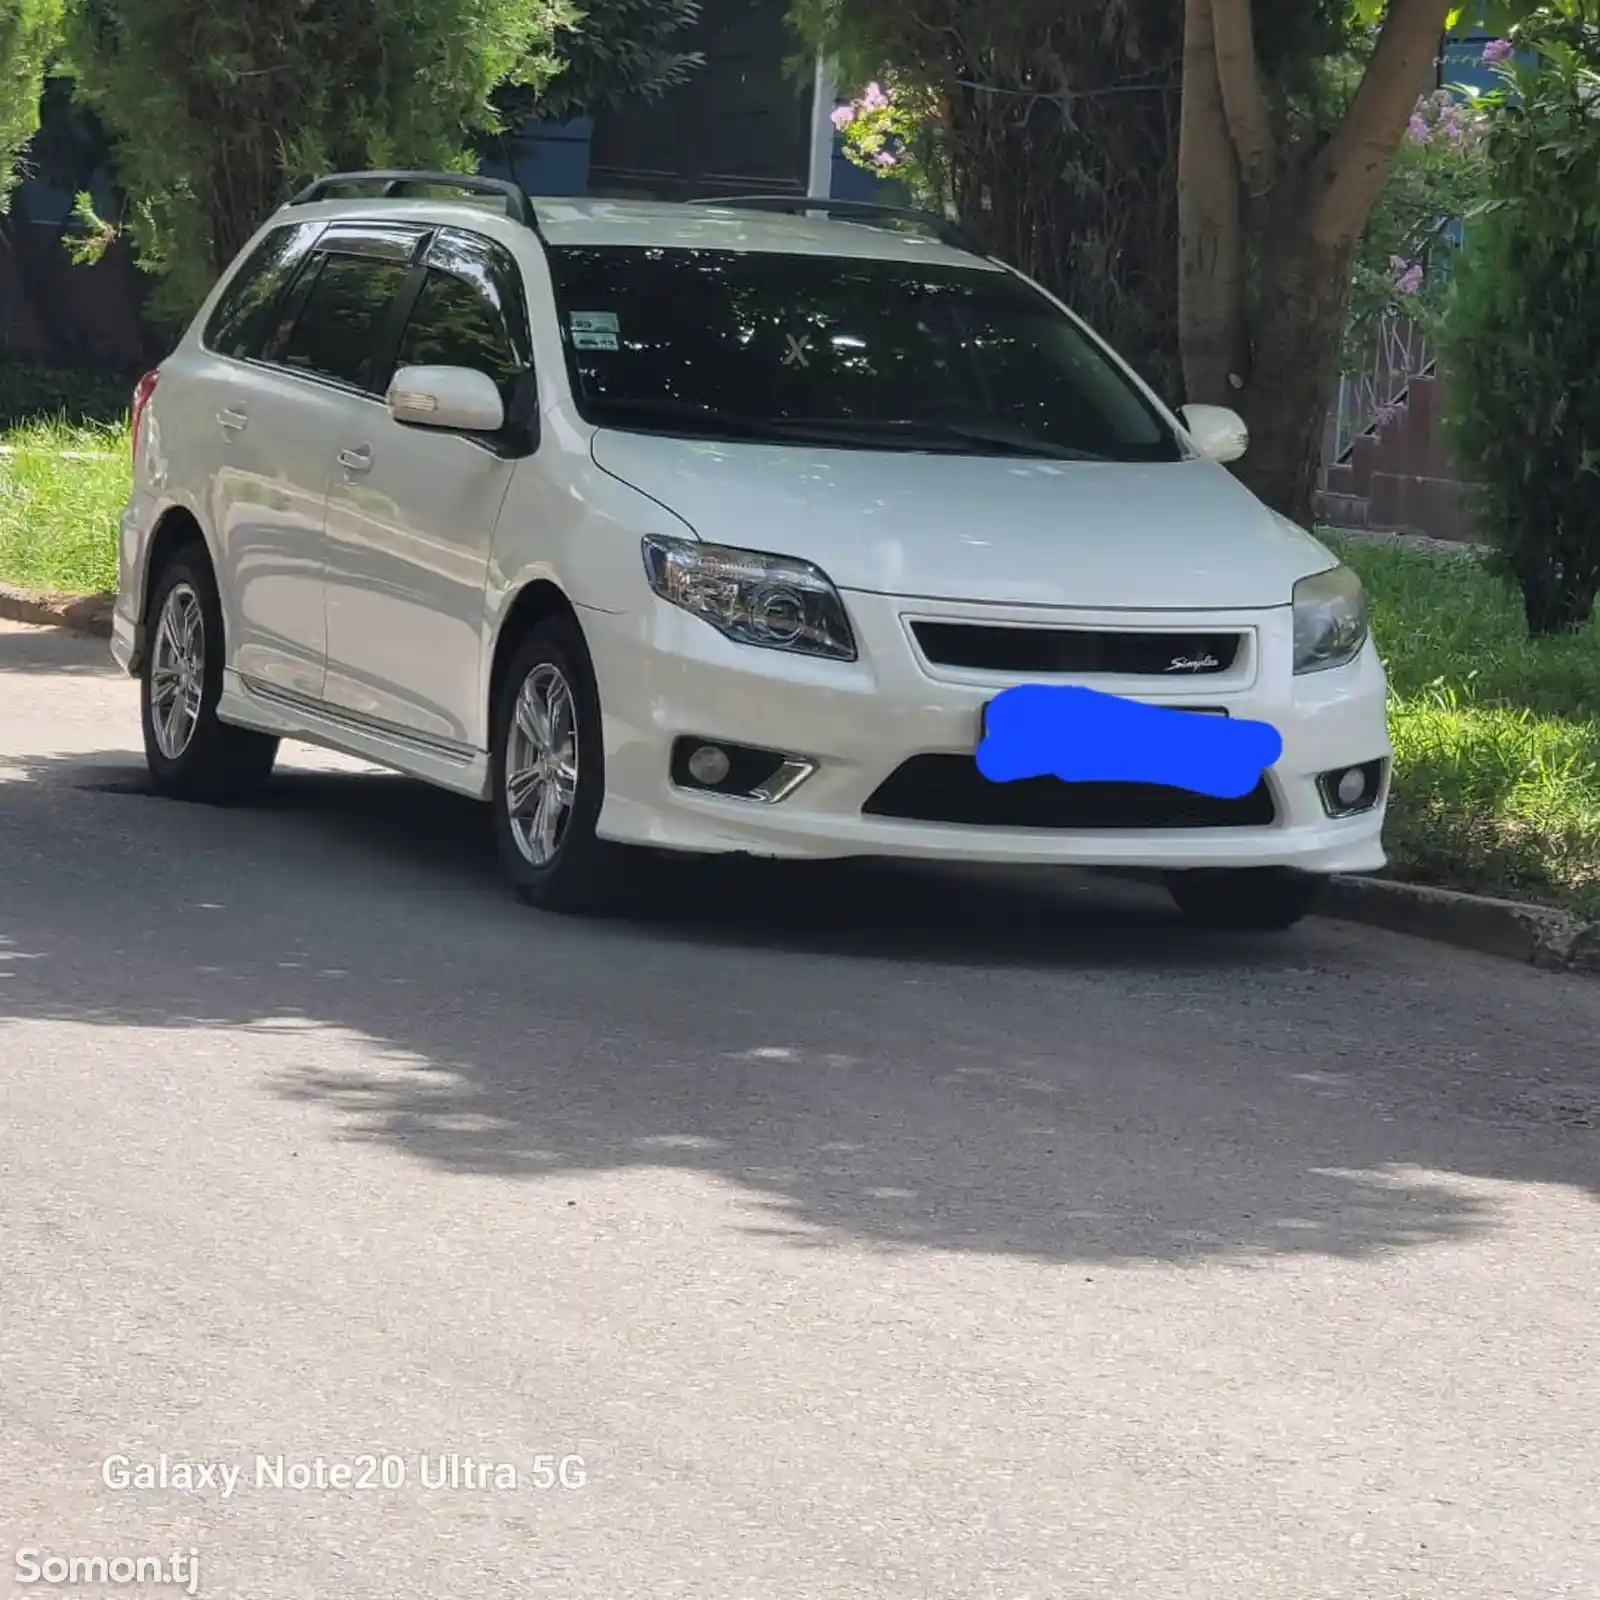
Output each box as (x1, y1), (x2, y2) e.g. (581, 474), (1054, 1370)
(1331, 537), (1600, 920)
(1, 414), (1595, 919)
(0, 417), (130, 595)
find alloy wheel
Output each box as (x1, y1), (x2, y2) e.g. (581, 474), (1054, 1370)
(149, 582), (206, 760)
(504, 662), (579, 868)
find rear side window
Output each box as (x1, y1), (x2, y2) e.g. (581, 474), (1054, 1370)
(273, 253), (413, 391)
(202, 223), (321, 360)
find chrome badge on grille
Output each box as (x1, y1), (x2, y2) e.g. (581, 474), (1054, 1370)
(1165, 653), (1221, 673)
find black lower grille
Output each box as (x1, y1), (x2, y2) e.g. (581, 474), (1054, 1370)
(863, 755), (1276, 830)
(911, 621), (1243, 676)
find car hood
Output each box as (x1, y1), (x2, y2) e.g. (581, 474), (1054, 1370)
(589, 431), (1336, 610)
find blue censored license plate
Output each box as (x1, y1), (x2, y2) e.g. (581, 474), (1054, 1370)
(977, 697), (1228, 744)
(974, 686), (1277, 796)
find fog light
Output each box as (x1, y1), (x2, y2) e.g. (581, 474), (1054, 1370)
(686, 744), (731, 786)
(670, 737), (817, 803)
(1335, 767), (1367, 807)
(1316, 758), (1386, 817)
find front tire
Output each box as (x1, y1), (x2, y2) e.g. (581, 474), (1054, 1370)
(1164, 866), (1324, 931)
(490, 616), (633, 914)
(141, 549), (278, 803)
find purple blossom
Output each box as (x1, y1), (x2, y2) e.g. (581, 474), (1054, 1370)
(1408, 112), (1431, 143)
(1389, 254), (1425, 296)
(1482, 38), (1514, 64)
(830, 104), (854, 130)
(861, 81), (890, 112)
(873, 148), (899, 169)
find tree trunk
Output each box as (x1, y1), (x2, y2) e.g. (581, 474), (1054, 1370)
(1517, 556), (1600, 636)
(1178, 0), (1451, 523)
(1235, 233), (1356, 526)
(1178, 0), (1248, 404)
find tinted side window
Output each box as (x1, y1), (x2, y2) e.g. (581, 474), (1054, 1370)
(274, 253), (413, 391)
(202, 223), (321, 359)
(392, 271), (522, 404)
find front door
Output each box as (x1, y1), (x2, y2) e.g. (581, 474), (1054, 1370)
(321, 227), (532, 750)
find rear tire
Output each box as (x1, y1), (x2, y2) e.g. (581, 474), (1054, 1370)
(141, 548), (278, 803)
(1164, 866), (1324, 931)
(490, 615), (634, 914)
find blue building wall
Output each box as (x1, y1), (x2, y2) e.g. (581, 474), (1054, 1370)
(477, 119), (594, 197)
(477, 114), (911, 206)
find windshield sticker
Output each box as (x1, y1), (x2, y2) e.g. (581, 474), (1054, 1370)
(570, 311), (619, 351)
(781, 333), (814, 369)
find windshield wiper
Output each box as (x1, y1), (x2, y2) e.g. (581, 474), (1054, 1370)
(588, 399), (1117, 460)
(822, 417), (1113, 461)
(587, 398), (854, 446)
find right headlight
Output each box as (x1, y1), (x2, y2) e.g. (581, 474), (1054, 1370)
(640, 536), (857, 661)
(1293, 565), (1369, 675)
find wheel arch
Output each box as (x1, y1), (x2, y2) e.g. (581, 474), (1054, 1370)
(130, 504), (217, 672)
(486, 578), (584, 744)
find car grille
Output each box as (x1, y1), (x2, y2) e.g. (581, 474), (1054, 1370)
(910, 621), (1244, 677)
(863, 756), (1276, 830)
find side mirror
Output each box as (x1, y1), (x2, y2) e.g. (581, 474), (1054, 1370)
(386, 365), (505, 434)
(1180, 403), (1249, 464)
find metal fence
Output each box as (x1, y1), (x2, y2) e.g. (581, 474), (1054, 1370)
(1329, 314), (1436, 465)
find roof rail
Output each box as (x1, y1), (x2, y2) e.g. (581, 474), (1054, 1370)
(287, 170), (538, 230)
(688, 194), (982, 255)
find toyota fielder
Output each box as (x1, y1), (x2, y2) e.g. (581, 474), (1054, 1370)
(111, 175), (1390, 930)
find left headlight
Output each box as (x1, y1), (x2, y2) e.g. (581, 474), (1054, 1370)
(1293, 565), (1369, 675)
(640, 536), (858, 661)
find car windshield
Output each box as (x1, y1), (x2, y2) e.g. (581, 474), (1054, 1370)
(543, 245), (1184, 463)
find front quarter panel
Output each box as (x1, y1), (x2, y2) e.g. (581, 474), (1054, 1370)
(487, 401), (696, 629)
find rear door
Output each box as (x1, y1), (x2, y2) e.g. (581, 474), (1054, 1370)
(171, 219), (334, 700)
(210, 223), (424, 702)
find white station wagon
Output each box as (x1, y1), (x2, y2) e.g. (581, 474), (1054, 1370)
(112, 171), (1391, 930)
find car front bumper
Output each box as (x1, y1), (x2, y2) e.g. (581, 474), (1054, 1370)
(585, 590), (1391, 874)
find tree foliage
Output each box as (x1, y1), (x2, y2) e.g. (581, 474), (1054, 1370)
(61, 0), (577, 317)
(1344, 82), (1490, 361)
(0, 0), (64, 209)
(499, 0), (704, 125)
(1436, 12), (1600, 633)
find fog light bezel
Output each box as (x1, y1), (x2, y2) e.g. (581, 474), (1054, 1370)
(669, 737), (817, 805)
(1316, 759), (1388, 818)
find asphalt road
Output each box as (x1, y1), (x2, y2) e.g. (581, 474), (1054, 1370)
(3, 617), (1598, 1600)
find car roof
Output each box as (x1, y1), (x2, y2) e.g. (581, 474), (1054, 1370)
(529, 198), (1002, 269)
(274, 193), (1002, 271)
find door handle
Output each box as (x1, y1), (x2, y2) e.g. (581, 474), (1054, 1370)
(336, 446), (373, 474)
(217, 408), (248, 432)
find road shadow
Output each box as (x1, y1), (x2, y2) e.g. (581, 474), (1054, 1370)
(4, 738), (1599, 1272)
(0, 620), (122, 675)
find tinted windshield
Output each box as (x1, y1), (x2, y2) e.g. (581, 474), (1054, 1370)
(544, 246), (1183, 463)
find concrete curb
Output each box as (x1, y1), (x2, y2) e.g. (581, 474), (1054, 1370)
(0, 584), (114, 638)
(1322, 875), (1600, 975)
(3, 587), (1596, 975)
